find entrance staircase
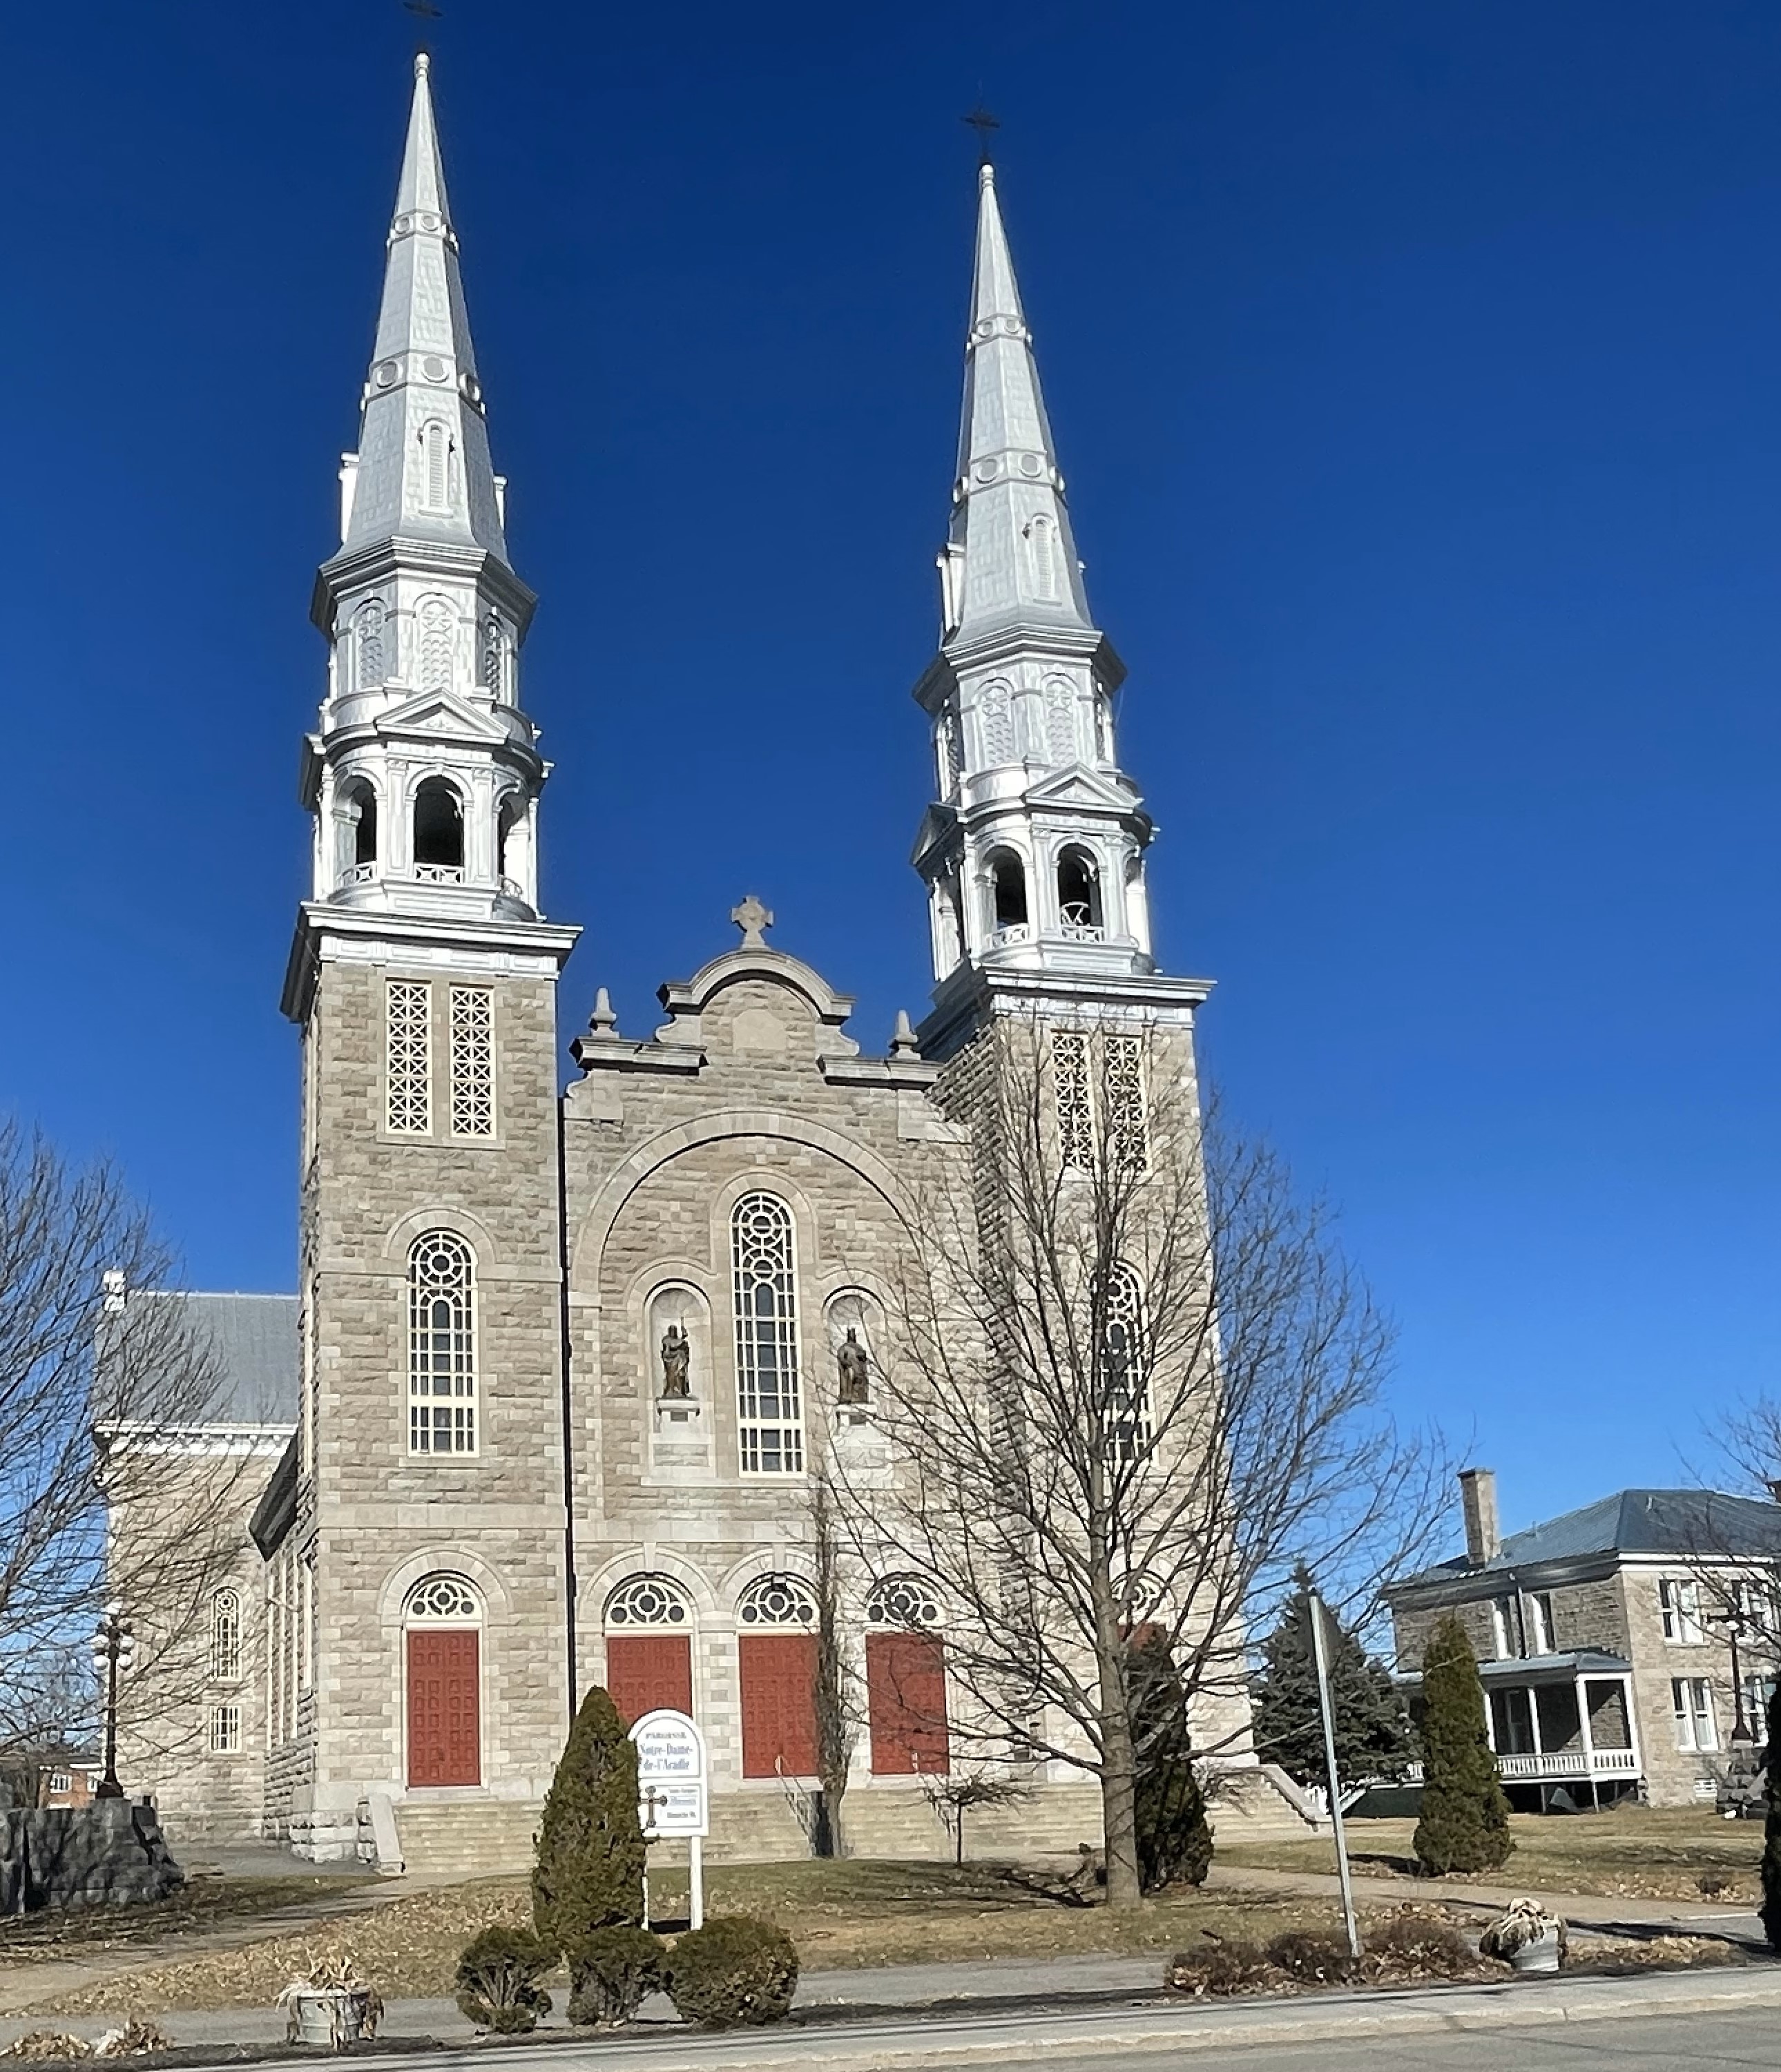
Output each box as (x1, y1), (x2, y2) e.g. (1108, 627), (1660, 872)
(391, 1797), (543, 1875)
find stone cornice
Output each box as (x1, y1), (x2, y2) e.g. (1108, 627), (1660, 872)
(309, 534), (538, 634)
(917, 962), (1214, 1063)
(282, 902), (579, 1023)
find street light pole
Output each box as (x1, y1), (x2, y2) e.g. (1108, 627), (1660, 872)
(91, 1605), (134, 1800)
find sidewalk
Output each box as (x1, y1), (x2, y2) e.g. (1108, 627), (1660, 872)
(4, 1957), (1781, 2070)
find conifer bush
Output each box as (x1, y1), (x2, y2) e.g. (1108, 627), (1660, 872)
(454, 1926), (556, 2034)
(1760, 1682), (1781, 1950)
(1130, 1629), (1213, 1892)
(1253, 1566), (1412, 1788)
(1412, 1614), (1513, 1876)
(664, 1917), (800, 2028)
(532, 1687), (646, 1951)
(566, 1926), (667, 2028)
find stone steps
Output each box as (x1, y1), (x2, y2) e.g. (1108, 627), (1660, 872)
(392, 1798), (542, 1875)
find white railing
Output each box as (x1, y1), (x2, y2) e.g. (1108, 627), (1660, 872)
(340, 862), (378, 886)
(1059, 923), (1106, 943)
(991, 923), (1032, 946)
(1406, 1749), (1639, 1784)
(412, 863), (465, 885)
(499, 876), (526, 900)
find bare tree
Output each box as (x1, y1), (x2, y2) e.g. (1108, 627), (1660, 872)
(808, 1462), (858, 1856)
(0, 1119), (250, 1769)
(840, 1018), (1447, 1910)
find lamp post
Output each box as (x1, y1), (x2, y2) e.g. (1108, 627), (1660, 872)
(91, 1605), (135, 1799)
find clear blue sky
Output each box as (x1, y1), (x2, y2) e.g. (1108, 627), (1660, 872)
(3, 1), (1776, 1540)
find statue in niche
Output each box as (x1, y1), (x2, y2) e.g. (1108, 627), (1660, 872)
(836, 1327), (871, 1405)
(659, 1323), (691, 1400)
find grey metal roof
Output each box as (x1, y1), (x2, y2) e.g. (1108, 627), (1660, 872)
(1395, 1488), (1781, 1591)
(128, 1291), (299, 1425)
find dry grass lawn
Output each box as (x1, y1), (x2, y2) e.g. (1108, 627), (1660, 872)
(30, 1862), (1429, 2015)
(1217, 1808), (1763, 1903)
(0, 1878), (374, 1964)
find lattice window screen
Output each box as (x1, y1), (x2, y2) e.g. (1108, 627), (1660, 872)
(386, 980), (432, 1135)
(1104, 1035), (1149, 1172)
(1052, 1031), (1095, 1169)
(449, 987), (494, 1137)
(409, 1231), (476, 1454)
(731, 1192), (805, 1474)
(1103, 1263), (1152, 1461)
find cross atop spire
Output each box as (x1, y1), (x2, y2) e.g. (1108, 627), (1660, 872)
(335, 52), (508, 561)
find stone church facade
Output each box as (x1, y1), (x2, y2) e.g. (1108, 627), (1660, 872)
(131, 58), (1272, 1866)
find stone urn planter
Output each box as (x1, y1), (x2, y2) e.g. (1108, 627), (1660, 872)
(278, 1956), (382, 2050)
(1479, 1898), (1566, 1975)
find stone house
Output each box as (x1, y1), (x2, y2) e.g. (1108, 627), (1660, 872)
(110, 57), (1285, 1870)
(1386, 1469), (1781, 1810)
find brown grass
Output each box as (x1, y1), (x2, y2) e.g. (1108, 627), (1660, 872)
(0, 1879), (374, 1966)
(1217, 1808), (1764, 1904)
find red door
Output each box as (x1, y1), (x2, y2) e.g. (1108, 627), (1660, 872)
(867, 1632), (950, 1774)
(605, 1634), (693, 1726)
(407, 1629), (480, 1785)
(740, 1634), (818, 1778)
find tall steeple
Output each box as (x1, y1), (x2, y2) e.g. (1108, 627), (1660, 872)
(914, 164), (1203, 1058)
(285, 55), (576, 1022)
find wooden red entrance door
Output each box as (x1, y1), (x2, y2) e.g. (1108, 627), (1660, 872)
(407, 1629), (481, 1785)
(867, 1632), (950, 1774)
(739, 1634), (818, 1778)
(605, 1634), (694, 1726)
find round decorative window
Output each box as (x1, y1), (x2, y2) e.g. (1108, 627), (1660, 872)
(605, 1574), (691, 1629)
(406, 1573), (479, 1622)
(737, 1574), (818, 1629)
(867, 1574), (943, 1630)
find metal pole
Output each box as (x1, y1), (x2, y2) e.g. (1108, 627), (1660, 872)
(689, 1834), (704, 1931)
(1309, 1589), (1361, 1962)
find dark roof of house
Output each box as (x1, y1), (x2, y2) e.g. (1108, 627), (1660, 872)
(1393, 1488), (1781, 1592)
(249, 1431), (300, 1557)
(119, 1290), (300, 1425)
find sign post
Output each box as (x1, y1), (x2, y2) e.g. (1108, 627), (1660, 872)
(629, 1710), (709, 1932)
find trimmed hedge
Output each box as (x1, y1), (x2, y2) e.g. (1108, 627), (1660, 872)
(567, 1926), (668, 2029)
(664, 1916), (799, 2029)
(454, 1926), (556, 2035)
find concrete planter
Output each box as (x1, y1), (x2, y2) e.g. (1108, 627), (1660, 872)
(1508, 1928), (1560, 1975)
(286, 1988), (374, 2049)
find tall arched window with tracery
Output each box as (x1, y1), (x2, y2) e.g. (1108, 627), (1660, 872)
(210, 1587), (242, 1683)
(420, 421), (455, 514)
(409, 1231), (476, 1454)
(731, 1193), (804, 1474)
(1101, 1263), (1151, 1461)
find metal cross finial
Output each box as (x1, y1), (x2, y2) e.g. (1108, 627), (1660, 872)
(962, 104), (1001, 165)
(730, 894), (773, 948)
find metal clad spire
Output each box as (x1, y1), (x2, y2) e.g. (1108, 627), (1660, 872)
(344, 53), (506, 558)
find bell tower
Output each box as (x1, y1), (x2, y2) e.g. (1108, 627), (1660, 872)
(912, 163), (1211, 1057)
(273, 56), (579, 1861)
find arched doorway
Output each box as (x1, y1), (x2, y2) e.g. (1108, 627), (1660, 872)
(736, 1574), (818, 1779)
(604, 1574), (694, 1725)
(405, 1573), (481, 1787)
(866, 1576), (950, 1775)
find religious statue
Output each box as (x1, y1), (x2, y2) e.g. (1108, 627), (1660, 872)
(660, 1323), (691, 1400)
(836, 1326), (870, 1405)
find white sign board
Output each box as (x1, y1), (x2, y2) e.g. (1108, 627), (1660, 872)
(630, 1709), (708, 1839)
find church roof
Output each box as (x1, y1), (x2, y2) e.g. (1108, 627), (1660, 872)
(113, 1291), (299, 1426)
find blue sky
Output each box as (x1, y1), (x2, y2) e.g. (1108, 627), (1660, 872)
(3, 1), (1776, 1540)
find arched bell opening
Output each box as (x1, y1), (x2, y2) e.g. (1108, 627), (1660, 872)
(1056, 845), (1104, 936)
(413, 777), (465, 877)
(987, 849), (1028, 939)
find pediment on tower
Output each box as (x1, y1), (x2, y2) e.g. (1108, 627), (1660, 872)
(1023, 763), (1143, 817)
(374, 688), (510, 746)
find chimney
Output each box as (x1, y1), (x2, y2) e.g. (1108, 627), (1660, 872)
(1459, 1468), (1501, 1565)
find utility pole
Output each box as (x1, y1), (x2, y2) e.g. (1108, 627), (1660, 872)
(90, 1605), (135, 1800)
(1309, 1588), (1360, 1962)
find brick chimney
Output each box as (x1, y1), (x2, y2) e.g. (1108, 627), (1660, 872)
(1459, 1467), (1501, 1565)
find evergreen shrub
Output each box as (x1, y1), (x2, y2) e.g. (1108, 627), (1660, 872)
(1252, 1566), (1412, 1788)
(1129, 1629), (1213, 1893)
(1412, 1614), (1514, 1876)
(566, 1926), (667, 2028)
(1760, 1682), (1781, 1950)
(664, 1917), (800, 2029)
(454, 1926), (556, 2034)
(532, 1687), (646, 1951)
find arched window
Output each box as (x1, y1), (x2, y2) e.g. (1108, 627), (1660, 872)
(1101, 1264), (1151, 1461)
(406, 1572), (481, 1622)
(867, 1575), (943, 1630)
(1057, 846), (1104, 937)
(413, 778), (465, 876)
(497, 795), (526, 889)
(416, 594), (454, 695)
(210, 1588), (242, 1683)
(988, 850), (1028, 938)
(404, 1574), (480, 1787)
(604, 1575), (692, 1629)
(353, 598), (386, 689)
(337, 778), (377, 884)
(479, 614), (508, 697)
(1026, 514), (1059, 602)
(409, 1232), (475, 1453)
(738, 1574), (818, 1629)
(731, 1193), (804, 1475)
(420, 420), (455, 514)
(978, 681), (1015, 764)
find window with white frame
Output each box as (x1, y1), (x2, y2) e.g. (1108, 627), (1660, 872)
(47, 1772), (71, 1796)
(387, 979), (432, 1135)
(1672, 1676), (1717, 1751)
(1528, 1591), (1554, 1656)
(409, 1231), (476, 1453)
(1101, 1263), (1151, 1461)
(210, 1587), (242, 1683)
(209, 1703), (242, 1754)
(604, 1574), (690, 1629)
(1742, 1672), (1778, 1732)
(737, 1574), (818, 1628)
(1660, 1578), (1706, 1645)
(1490, 1597), (1515, 1660)
(448, 987), (494, 1137)
(731, 1192), (804, 1474)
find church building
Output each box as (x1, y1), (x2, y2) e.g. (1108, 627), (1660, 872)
(133, 57), (1255, 1868)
